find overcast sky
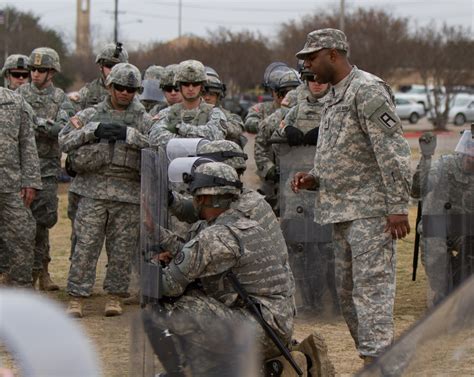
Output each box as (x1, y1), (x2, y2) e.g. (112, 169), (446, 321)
(3, 0), (473, 50)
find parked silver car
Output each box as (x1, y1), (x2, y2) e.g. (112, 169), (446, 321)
(395, 97), (425, 124)
(449, 94), (474, 126)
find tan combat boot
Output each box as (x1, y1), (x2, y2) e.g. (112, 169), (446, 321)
(362, 355), (376, 366)
(104, 295), (123, 317)
(0, 272), (9, 285)
(66, 297), (84, 318)
(39, 262), (59, 291)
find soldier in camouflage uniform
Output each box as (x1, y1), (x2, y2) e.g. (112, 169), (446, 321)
(2, 54), (30, 90)
(292, 29), (411, 363)
(18, 47), (74, 291)
(412, 131), (474, 307)
(154, 162), (295, 375)
(202, 67), (246, 147)
(149, 60), (227, 148)
(59, 63), (155, 318)
(0, 86), (42, 286)
(149, 64), (182, 117)
(67, 43), (130, 262)
(70, 42), (129, 111)
(254, 70), (301, 213)
(244, 62), (292, 134)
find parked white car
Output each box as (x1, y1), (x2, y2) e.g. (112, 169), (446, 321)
(395, 97), (425, 124)
(448, 94), (474, 126)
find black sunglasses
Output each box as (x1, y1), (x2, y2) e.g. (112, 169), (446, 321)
(162, 86), (179, 93)
(30, 67), (49, 73)
(113, 83), (138, 93)
(9, 71), (30, 79)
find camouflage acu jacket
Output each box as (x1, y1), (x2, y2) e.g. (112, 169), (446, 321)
(0, 88), (42, 192)
(311, 67), (411, 224)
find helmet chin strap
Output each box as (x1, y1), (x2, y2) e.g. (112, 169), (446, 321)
(34, 70), (52, 89)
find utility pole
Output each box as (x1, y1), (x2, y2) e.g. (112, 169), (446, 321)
(339, 0), (345, 32)
(76, 0), (91, 56)
(114, 0), (119, 42)
(178, 0), (182, 38)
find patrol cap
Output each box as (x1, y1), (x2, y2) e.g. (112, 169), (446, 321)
(295, 28), (349, 59)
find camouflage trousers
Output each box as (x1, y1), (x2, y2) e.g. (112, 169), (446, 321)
(67, 190), (82, 259)
(156, 289), (283, 375)
(67, 197), (139, 297)
(333, 216), (396, 357)
(0, 192), (36, 286)
(30, 176), (58, 271)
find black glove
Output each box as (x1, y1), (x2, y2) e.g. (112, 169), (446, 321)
(265, 166), (280, 183)
(284, 126), (304, 146)
(303, 128), (319, 145)
(94, 123), (127, 140)
(168, 190), (174, 206)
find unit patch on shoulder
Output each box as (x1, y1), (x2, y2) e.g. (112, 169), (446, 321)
(174, 251), (185, 265)
(70, 116), (83, 129)
(380, 112), (397, 129)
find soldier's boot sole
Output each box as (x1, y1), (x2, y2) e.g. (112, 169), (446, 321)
(66, 298), (84, 318)
(104, 296), (123, 317)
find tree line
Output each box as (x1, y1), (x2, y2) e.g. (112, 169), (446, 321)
(0, 6), (472, 128)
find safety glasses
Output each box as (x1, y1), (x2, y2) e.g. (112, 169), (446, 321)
(30, 67), (49, 73)
(162, 86), (179, 93)
(180, 82), (201, 88)
(9, 71), (30, 79)
(113, 83), (138, 93)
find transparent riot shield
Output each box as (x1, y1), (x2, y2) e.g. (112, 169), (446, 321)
(421, 151), (474, 307)
(0, 289), (101, 377)
(357, 275), (474, 377)
(279, 144), (338, 316)
(130, 310), (258, 377)
(139, 79), (165, 103)
(166, 138), (210, 161)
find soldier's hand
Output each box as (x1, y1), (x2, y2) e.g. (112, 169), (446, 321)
(419, 132), (437, 157)
(284, 126), (304, 146)
(20, 187), (36, 208)
(291, 172), (316, 193)
(265, 166), (280, 183)
(385, 214), (410, 239)
(95, 123), (127, 140)
(303, 128), (319, 146)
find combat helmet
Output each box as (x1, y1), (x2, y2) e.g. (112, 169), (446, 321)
(160, 64), (179, 88)
(175, 60), (207, 84)
(263, 62), (289, 90)
(143, 65), (165, 81)
(2, 54), (29, 76)
(275, 69), (301, 93)
(105, 63), (142, 89)
(28, 47), (61, 72)
(188, 162), (242, 196)
(204, 67), (226, 97)
(95, 42), (129, 65)
(197, 140), (247, 172)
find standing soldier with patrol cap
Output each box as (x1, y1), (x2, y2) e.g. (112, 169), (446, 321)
(149, 59), (227, 148)
(70, 42), (129, 111)
(59, 63), (155, 318)
(0, 83), (42, 287)
(2, 54), (30, 90)
(292, 29), (411, 364)
(17, 47), (74, 291)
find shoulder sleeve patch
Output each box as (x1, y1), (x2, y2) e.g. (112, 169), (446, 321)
(70, 116), (83, 129)
(369, 101), (401, 133)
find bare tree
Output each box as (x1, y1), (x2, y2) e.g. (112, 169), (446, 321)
(409, 24), (474, 129)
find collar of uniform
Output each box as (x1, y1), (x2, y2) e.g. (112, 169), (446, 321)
(30, 82), (55, 95)
(328, 66), (357, 105)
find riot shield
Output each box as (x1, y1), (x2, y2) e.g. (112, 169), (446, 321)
(139, 79), (165, 103)
(166, 138), (210, 161)
(279, 144), (338, 316)
(139, 148), (168, 305)
(130, 309), (258, 377)
(357, 275), (474, 377)
(421, 151), (473, 307)
(0, 289), (101, 377)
